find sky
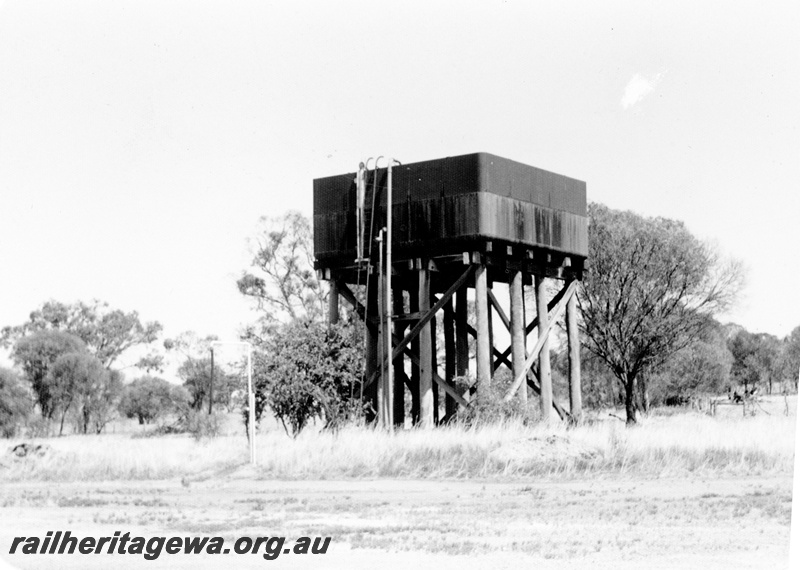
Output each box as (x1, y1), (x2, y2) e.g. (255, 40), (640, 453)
(0, 0), (798, 371)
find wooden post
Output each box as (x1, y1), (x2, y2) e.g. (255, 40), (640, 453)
(393, 286), (406, 427)
(418, 265), (434, 428)
(535, 275), (553, 421)
(443, 298), (457, 418)
(565, 282), (582, 421)
(431, 313), (439, 425)
(328, 280), (340, 328)
(364, 276), (379, 423)
(409, 285), (421, 424)
(475, 263), (491, 398)
(455, 285), (469, 402)
(509, 270), (527, 404)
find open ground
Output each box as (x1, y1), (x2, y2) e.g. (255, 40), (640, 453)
(0, 397), (795, 569)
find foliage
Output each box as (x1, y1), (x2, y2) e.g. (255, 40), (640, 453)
(183, 410), (223, 440)
(457, 369), (537, 425)
(47, 352), (114, 435)
(727, 328), (786, 394)
(648, 321), (733, 406)
(781, 326), (800, 390)
(237, 211), (328, 329)
(0, 368), (32, 437)
(1, 299), (163, 370)
(577, 203), (742, 424)
(78, 369), (124, 435)
(252, 320), (363, 437)
(12, 330), (87, 420)
(177, 357), (241, 411)
(119, 376), (189, 425)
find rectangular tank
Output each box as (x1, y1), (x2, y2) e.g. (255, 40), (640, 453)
(313, 152), (587, 269)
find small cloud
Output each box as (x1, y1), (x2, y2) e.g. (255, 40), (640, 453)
(621, 71), (665, 109)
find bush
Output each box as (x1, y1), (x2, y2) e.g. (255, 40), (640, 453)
(184, 410), (222, 441)
(457, 370), (539, 426)
(119, 376), (189, 425)
(251, 321), (363, 437)
(0, 368), (32, 437)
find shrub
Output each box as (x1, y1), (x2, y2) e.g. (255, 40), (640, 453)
(251, 321), (363, 437)
(184, 410), (222, 440)
(0, 368), (32, 437)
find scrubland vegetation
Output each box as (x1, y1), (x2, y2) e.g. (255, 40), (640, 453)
(2, 398), (794, 483)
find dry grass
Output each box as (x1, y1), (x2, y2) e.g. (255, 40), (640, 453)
(1, 399), (795, 482)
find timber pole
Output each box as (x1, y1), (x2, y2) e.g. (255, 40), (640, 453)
(328, 280), (340, 328)
(509, 270), (527, 404)
(455, 285), (469, 403)
(535, 275), (553, 421)
(418, 263), (434, 428)
(392, 286), (406, 427)
(443, 297), (457, 418)
(365, 275), (379, 422)
(475, 263), (492, 399)
(565, 280), (582, 422)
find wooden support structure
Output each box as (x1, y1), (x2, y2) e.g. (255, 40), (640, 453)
(418, 265), (434, 428)
(393, 287), (406, 427)
(475, 263), (491, 399)
(565, 277), (582, 421)
(535, 275), (553, 421)
(509, 270), (527, 403)
(364, 276), (379, 422)
(443, 298), (457, 419)
(328, 280), (339, 328)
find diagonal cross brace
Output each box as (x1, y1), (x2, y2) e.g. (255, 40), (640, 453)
(336, 278), (470, 408)
(495, 280), (572, 369)
(503, 280), (578, 402)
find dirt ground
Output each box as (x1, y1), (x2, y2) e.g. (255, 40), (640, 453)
(0, 469), (793, 570)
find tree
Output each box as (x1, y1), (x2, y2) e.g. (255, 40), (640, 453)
(47, 352), (110, 435)
(252, 320), (363, 436)
(648, 321), (733, 406)
(728, 329), (784, 395)
(119, 376), (189, 425)
(177, 358), (240, 412)
(1, 300), (163, 370)
(78, 368), (124, 434)
(12, 330), (87, 420)
(237, 211), (328, 329)
(577, 203), (742, 424)
(0, 368), (32, 438)
(781, 326), (800, 391)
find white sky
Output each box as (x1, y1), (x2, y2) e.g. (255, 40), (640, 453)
(0, 0), (798, 371)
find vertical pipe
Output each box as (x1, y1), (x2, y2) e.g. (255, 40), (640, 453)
(535, 275), (553, 421)
(418, 265), (434, 428)
(565, 281), (582, 422)
(247, 346), (255, 465)
(209, 347), (215, 415)
(376, 231), (387, 429)
(385, 161), (394, 430)
(509, 271), (527, 404)
(475, 264), (491, 398)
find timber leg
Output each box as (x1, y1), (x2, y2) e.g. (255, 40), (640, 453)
(535, 275), (553, 421)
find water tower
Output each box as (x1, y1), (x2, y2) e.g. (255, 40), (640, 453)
(314, 152), (587, 427)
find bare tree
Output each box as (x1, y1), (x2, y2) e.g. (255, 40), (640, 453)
(577, 203), (742, 424)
